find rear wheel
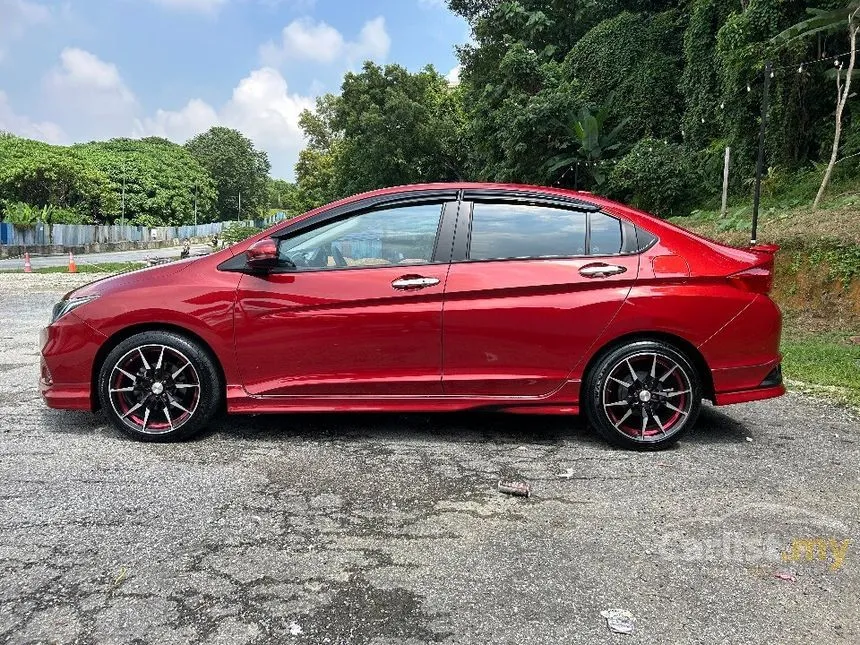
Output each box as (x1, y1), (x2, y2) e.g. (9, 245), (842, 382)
(584, 340), (701, 450)
(98, 331), (222, 442)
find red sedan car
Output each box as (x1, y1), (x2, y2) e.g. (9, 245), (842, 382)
(41, 183), (784, 449)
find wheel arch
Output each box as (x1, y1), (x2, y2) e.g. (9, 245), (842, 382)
(581, 331), (715, 402)
(91, 323), (227, 411)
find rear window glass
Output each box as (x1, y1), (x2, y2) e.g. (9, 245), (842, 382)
(468, 203), (587, 260)
(589, 213), (623, 255)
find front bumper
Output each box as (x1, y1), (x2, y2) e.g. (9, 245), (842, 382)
(40, 313), (107, 411)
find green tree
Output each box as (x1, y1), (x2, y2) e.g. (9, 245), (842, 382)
(609, 138), (694, 217)
(0, 136), (116, 221)
(564, 11), (686, 144)
(185, 127), (271, 220)
(75, 137), (217, 225)
(294, 94), (344, 210)
(267, 178), (300, 212)
(775, 2), (860, 208)
(331, 62), (467, 196)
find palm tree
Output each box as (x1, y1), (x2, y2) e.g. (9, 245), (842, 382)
(775, 4), (860, 209)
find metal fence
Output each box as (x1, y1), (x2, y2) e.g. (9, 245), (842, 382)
(0, 220), (262, 247)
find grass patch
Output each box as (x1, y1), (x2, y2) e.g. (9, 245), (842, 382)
(1, 261), (147, 274)
(38, 261), (146, 274)
(781, 328), (860, 408)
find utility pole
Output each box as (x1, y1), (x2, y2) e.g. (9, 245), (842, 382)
(751, 62), (772, 245)
(238, 190), (241, 221)
(193, 184), (198, 228)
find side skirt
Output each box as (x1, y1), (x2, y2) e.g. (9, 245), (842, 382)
(224, 381), (581, 415)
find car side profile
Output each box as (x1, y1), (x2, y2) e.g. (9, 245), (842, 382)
(40, 183), (784, 449)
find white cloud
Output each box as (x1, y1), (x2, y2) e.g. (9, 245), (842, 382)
(146, 0), (226, 13)
(0, 0), (52, 61)
(260, 15), (390, 66)
(418, 0), (445, 7)
(44, 48), (138, 139)
(46, 48), (137, 109)
(0, 91), (66, 143)
(135, 67), (314, 177)
(445, 64), (461, 86)
(135, 99), (219, 142)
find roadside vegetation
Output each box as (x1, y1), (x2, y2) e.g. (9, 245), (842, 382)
(0, 261), (146, 274)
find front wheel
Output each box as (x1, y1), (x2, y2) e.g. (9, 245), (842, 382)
(98, 331), (222, 442)
(584, 340), (702, 450)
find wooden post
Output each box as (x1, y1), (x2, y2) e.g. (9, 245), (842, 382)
(720, 146), (731, 218)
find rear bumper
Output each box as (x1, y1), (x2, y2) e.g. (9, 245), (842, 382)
(40, 313), (106, 412)
(714, 384), (785, 406)
(712, 361), (785, 406)
(699, 293), (785, 405)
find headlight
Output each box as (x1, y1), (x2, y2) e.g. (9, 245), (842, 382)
(51, 295), (99, 323)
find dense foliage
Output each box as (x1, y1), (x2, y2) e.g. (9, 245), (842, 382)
(0, 136), (116, 222)
(185, 127), (271, 222)
(293, 63), (466, 208)
(0, 127), (273, 226)
(74, 137), (217, 226)
(291, 0), (860, 217)
(5, 1), (860, 226)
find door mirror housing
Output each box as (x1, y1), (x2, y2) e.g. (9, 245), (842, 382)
(246, 238), (279, 271)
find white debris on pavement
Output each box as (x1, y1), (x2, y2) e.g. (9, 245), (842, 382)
(601, 608), (635, 634)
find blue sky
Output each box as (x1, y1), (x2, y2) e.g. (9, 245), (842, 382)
(0, 0), (468, 178)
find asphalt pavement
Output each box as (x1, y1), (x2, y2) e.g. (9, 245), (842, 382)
(0, 244), (213, 271)
(0, 274), (858, 644)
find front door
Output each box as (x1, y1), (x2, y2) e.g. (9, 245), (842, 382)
(442, 200), (640, 397)
(234, 201), (453, 397)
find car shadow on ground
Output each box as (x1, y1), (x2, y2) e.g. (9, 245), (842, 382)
(213, 404), (752, 447)
(38, 402), (753, 448)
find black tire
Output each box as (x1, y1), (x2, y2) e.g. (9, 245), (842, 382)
(583, 340), (702, 450)
(98, 330), (222, 442)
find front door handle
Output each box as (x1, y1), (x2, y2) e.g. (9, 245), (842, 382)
(579, 264), (627, 278)
(391, 276), (441, 290)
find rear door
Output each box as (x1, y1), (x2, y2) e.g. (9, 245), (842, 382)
(441, 195), (641, 397)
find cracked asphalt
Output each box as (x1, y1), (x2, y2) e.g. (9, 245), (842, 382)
(1, 273), (858, 644)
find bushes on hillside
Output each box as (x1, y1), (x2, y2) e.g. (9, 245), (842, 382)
(608, 138), (694, 218)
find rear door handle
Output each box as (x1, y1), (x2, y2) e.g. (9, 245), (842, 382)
(579, 264), (627, 278)
(391, 276), (441, 290)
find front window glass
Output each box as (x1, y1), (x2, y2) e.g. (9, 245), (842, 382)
(468, 203), (587, 260)
(277, 203), (443, 270)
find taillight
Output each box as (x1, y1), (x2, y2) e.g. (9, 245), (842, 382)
(729, 266), (774, 294)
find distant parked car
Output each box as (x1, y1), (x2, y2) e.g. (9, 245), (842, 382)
(40, 183), (783, 449)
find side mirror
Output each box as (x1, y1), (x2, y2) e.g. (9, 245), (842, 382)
(246, 238), (279, 271)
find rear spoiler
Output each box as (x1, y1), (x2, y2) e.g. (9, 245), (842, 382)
(750, 244), (780, 255)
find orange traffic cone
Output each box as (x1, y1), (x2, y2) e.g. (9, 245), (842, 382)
(23, 252), (32, 273)
(68, 251), (77, 273)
